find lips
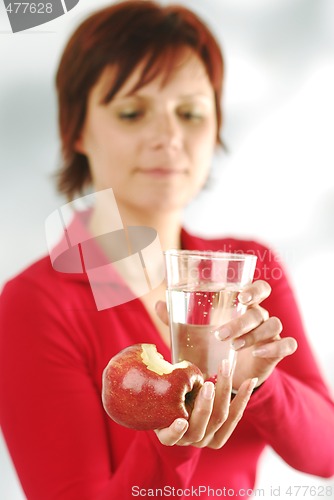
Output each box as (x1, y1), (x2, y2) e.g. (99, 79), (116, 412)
(137, 167), (187, 178)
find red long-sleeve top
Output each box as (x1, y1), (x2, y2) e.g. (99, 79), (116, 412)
(0, 229), (333, 500)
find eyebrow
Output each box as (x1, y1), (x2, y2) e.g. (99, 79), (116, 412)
(114, 92), (213, 102)
(178, 94), (213, 101)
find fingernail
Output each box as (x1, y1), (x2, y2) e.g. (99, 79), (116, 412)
(216, 326), (230, 340)
(232, 338), (246, 351)
(252, 347), (268, 357)
(221, 358), (232, 377)
(249, 377), (258, 392)
(154, 301), (161, 312)
(174, 419), (187, 432)
(202, 381), (215, 400)
(239, 292), (252, 304)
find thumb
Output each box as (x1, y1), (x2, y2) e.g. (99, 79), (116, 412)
(155, 300), (169, 326)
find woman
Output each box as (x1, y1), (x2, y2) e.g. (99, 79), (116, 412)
(0, 1), (333, 499)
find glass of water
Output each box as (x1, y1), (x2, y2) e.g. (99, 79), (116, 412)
(164, 250), (257, 380)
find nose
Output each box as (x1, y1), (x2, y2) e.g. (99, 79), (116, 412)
(148, 112), (182, 151)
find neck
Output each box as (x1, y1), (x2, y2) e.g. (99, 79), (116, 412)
(89, 199), (183, 251)
(124, 210), (183, 251)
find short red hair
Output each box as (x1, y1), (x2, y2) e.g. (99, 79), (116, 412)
(56, 0), (224, 200)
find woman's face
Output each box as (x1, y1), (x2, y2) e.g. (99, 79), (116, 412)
(76, 50), (217, 215)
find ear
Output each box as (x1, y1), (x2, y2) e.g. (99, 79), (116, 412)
(74, 134), (86, 154)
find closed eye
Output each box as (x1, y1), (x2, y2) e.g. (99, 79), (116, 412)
(178, 109), (203, 122)
(118, 109), (145, 121)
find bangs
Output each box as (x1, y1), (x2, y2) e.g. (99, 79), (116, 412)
(101, 45), (197, 103)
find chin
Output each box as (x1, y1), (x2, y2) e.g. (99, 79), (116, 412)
(143, 188), (199, 213)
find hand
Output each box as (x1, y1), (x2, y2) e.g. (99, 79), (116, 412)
(155, 365), (257, 448)
(215, 280), (298, 390)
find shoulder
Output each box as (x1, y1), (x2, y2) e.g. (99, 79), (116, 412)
(181, 227), (272, 256)
(4, 255), (53, 282)
(0, 254), (90, 312)
(1, 256), (52, 299)
(2, 255), (62, 296)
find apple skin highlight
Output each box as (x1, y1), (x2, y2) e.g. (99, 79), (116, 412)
(102, 344), (204, 430)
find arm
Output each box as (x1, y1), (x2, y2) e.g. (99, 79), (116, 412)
(0, 275), (201, 500)
(218, 245), (334, 477)
(246, 251), (334, 477)
(245, 368), (334, 477)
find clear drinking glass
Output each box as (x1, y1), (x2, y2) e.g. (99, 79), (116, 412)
(164, 250), (257, 380)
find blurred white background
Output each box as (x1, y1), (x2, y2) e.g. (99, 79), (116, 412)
(0, 0), (333, 498)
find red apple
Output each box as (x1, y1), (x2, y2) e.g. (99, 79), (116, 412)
(102, 343), (204, 430)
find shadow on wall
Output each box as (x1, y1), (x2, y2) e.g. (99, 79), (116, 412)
(0, 79), (62, 283)
(0, 79), (58, 178)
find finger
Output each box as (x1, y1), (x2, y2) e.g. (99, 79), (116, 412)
(205, 359), (233, 435)
(238, 280), (271, 306)
(252, 337), (298, 359)
(155, 300), (169, 326)
(155, 418), (189, 446)
(209, 377), (257, 449)
(232, 316), (283, 351)
(177, 381), (215, 445)
(216, 305), (268, 341)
